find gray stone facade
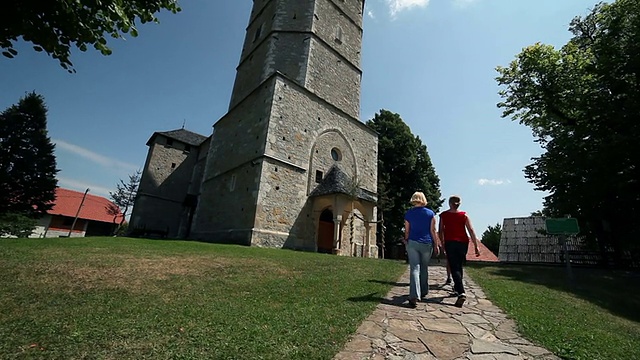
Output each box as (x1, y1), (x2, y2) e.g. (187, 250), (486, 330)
(132, 0), (377, 257)
(130, 130), (209, 238)
(499, 217), (567, 263)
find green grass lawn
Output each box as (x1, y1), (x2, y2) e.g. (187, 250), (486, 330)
(0, 237), (406, 360)
(467, 263), (640, 360)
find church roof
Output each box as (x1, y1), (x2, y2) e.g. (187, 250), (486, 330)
(147, 128), (209, 147)
(310, 165), (377, 203)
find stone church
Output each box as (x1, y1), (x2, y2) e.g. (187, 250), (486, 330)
(130, 0), (379, 257)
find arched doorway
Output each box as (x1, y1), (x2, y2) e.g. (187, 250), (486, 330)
(317, 209), (334, 254)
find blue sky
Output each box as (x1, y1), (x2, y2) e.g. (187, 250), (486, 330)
(0, 0), (601, 233)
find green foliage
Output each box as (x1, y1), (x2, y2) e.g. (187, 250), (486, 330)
(468, 264), (640, 360)
(0, 237), (406, 358)
(0, 213), (37, 238)
(115, 222), (129, 236)
(366, 110), (443, 253)
(0, 92), (58, 218)
(496, 0), (640, 259)
(1, 0), (181, 72)
(481, 223), (502, 256)
(109, 170), (141, 230)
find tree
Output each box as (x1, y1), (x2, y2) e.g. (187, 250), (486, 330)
(1, 0), (181, 72)
(108, 170), (141, 233)
(0, 92), (58, 226)
(366, 110), (443, 256)
(481, 223), (502, 256)
(496, 0), (640, 264)
(0, 213), (38, 238)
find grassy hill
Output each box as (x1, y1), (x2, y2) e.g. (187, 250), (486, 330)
(0, 237), (406, 359)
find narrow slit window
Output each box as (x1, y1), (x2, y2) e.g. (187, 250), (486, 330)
(335, 26), (343, 43)
(230, 174), (237, 191)
(253, 23), (263, 42)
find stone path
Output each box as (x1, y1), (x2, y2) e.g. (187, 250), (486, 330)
(334, 265), (559, 360)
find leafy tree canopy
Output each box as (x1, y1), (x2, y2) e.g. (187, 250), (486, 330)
(496, 0), (640, 258)
(1, 0), (181, 72)
(366, 110), (443, 254)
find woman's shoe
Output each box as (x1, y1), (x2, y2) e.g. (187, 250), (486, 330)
(454, 293), (466, 308)
(408, 299), (417, 308)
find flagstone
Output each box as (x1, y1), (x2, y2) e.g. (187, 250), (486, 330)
(471, 339), (519, 355)
(418, 318), (467, 335)
(419, 330), (469, 360)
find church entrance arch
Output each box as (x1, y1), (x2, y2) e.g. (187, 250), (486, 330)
(317, 209), (334, 254)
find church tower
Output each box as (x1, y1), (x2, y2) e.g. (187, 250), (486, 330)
(191, 0), (378, 256)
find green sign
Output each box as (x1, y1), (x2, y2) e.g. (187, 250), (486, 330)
(545, 218), (580, 235)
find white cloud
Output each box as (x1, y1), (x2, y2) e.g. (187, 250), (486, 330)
(54, 139), (138, 172)
(386, 0), (430, 17)
(367, 9), (376, 19)
(452, 0), (479, 9)
(478, 178), (511, 186)
(57, 176), (113, 197)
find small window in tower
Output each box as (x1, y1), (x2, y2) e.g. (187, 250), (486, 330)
(331, 148), (342, 161)
(166, 138), (174, 146)
(315, 170), (323, 183)
(253, 23), (263, 43)
(230, 174), (237, 191)
(184, 145), (191, 153)
(171, 162), (176, 169)
(335, 26), (343, 43)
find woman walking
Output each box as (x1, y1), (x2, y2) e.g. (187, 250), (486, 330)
(403, 192), (441, 308)
(438, 195), (480, 307)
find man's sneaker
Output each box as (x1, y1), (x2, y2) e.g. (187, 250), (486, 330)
(454, 293), (466, 308)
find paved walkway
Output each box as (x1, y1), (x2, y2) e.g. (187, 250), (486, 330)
(334, 265), (559, 360)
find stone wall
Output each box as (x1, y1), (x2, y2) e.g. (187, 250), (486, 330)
(253, 156), (313, 249)
(191, 161), (260, 245)
(305, 38), (360, 119)
(130, 135), (200, 238)
(499, 217), (563, 263)
(269, 76), (377, 192)
(230, 0), (315, 109)
(313, 0), (363, 68)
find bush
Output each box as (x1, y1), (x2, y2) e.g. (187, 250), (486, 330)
(0, 213), (37, 238)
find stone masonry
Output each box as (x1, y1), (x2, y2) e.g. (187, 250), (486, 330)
(132, 0), (378, 257)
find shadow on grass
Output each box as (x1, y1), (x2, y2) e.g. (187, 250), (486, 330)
(469, 263), (640, 323)
(347, 292), (413, 308)
(368, 279), (409, 287)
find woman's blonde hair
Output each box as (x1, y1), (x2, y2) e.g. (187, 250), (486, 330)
(410, 192), (427, 206)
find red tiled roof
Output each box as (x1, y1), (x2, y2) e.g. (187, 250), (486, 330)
(467, 241), (500, 262)
(49, 188), (123, 224)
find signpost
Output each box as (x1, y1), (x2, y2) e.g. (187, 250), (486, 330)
(545, 217), (580, 284)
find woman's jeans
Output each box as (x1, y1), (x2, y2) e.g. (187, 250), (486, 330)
(407, 240), (433, 300)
